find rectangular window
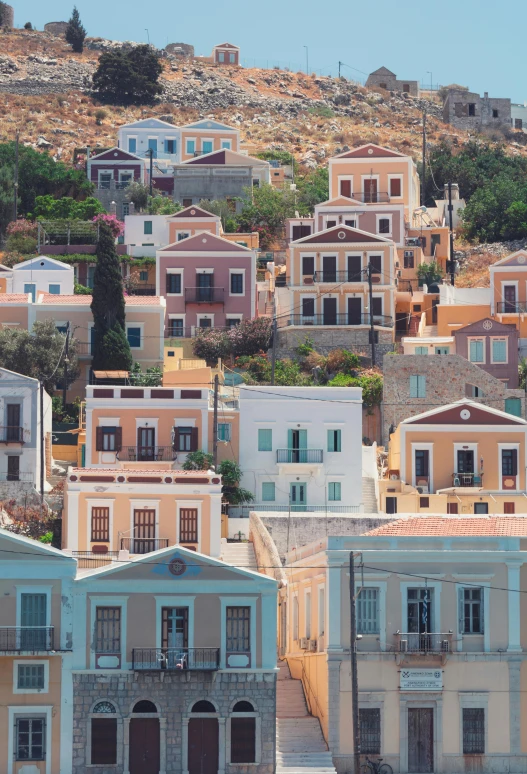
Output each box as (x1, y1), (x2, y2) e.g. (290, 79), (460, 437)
(166, 139), (176, 154)
(221, 140), (232, 149)
(230, 273), (244, 294)
(24, 283), (36, 302)
(95, 426), (121, 452)
(168, 319), (184, 337)
(344, 219), (356, 228)
(128, 138), (137, 153)
(167, 274), (182, 294)
(179, 509), (198, 544)
(91, 507), (110, 542)
(461, 587), (483, 634)
(91, 718), (117, 765)
(302, 256), (315, 276)
(177, 232), (190, 241)
(431, 233), (441, 252)
(369, 255), (382, 275)
(463, 708), (485, 754)
(468, 104), (476, 117)
(359, 708), (381, 754)
(328, 482), (341, 501)
(318, 587), (325, 635)
(127, 327), (141, 348)
(447, 502), (458, 514)
(385, 496), (397, 514)
(340, 179), (352, 198)
(148, 138), (157, 158)
(162, 607), (188, 649)
(217, 423), (232, 442)
(258, 428), (272, 451)
(186, 140), (195, 155)
(48, 284), (60, 295)
(415, 346), (428, 355)
(409, 375), (426, 397)
(17, 664), (45, 690)
(262, 482), (275, 501)
(357, 588), (379, 634)
(404, 251), (414, 269)
(218, 52), (225, 62)
(95, 607), (121, 654)
(504, 502), (515, 514)
(390, 178), (402, 197)
(474, 502), (488, 514)
(202, 141), (213, 154)
(327, 429), (342, 452)
(302, 297), (315, 317)
(492, 338), (507, 363)
(139, 271), (148, 281)
(227, 318), (240, 328)
(415, 449), (429, 477)
(502, 448), (518, 476)
(378, 218), (390, 234)
(229, 53), (236, 63)
(226, 607), (250, 653)
(231, 717), (256, 763)
(144, 220), (153, 235)
(16, 718), (45, 761)
(176, 427), (194, 452)
(469, 339), (484, 363)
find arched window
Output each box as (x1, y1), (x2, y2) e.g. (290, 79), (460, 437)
(231, 702), (256, 763)
(91, 702), (117, 765)
(133, 700), (157, 713)
(192, 700), (216, 713)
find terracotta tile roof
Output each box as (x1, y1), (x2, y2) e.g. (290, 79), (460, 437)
(124, 296), (163, 305)
(365, 517), (527, 537)
(0, 293), (30, 303)
(38, 294), (162, 306)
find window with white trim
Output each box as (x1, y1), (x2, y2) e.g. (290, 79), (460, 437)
(218, 423), (232, 442)
(491, 338), (507, 363)
(469, 338), (485, 363)
(356, 587), (379, 634)
(459, 587), (483, 634)
(16, 717), (46, 761)
(17, 663), (45, 690)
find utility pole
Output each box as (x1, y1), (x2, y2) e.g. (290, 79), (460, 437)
(13, 129), (19, 221)
(147, 148), (154, 197)
(338, 61), (342, 79)
(421, 110), (427, 206)
(62, 322), (70, 409)
(367, 263), (376, 367)
(212, 374), (219, 470)
(447, 182), (455, 287)
(270, 317), (278, 385)
(40, 380), (45, 514)
(350, 552), (361, 774)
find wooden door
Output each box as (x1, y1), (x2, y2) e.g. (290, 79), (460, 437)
(431, 298), (439, 323)
(323, 298), (337, 325)
(130, 718), (160, 774)
(364, 178), (378, 203)
(7, 455), (20, 481)
(504, 285), (517, 312)
(133, 509), (156, 554)
(408, 708), (434, 773)
(197, 273), (213, 302)
(322, 255), (337, 282)
(6, 404), (20, 441)
(347, 298), (362, 325)
(138, 427), (155, 461)
(188, 718), (219, 774)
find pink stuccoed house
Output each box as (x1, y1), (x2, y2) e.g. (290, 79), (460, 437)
(156, 226), (257, 338)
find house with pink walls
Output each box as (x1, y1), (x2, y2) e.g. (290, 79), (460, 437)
(156, 232), (256, 337)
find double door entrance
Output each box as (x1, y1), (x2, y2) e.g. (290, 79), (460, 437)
(188, 718), (219, 774)
(408, 708), (434, 773)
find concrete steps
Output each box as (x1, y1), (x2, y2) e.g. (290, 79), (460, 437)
(362, 477), (378, 514)
(219, 540), (258, 571)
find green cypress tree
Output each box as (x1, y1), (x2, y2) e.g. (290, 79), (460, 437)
(90, 223), (132, 371)
(65, 6), (86, 53)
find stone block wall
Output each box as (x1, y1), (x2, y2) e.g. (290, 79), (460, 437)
(165, 42), (195, 57)
(44, 21), (68, 34)
(0, 3), (14, 26)
(72, 670), (276, 774)
(443, 89), (512, 131)
(276, 327), (394, 361)
(382, 353), (525, 444)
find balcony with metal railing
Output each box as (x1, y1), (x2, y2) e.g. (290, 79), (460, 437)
(132, 647), (220, 671)
(288, 314), (394, 328)
(0, 426), (25, 443)
(395, 632), (452, 653)
(120, 537), (170, 554)
(0, 472), (34, 482)
(451, 472), (483, 488)
(71, 551), (120, 569)
(184, 287), (225, 305)
(97, 180), (133, 190)
(0, 626), (55, 651)
(313, 271), (369, 283)
(354, 191), (391, 203)
(117, 446), (177, 462)
(276, 449), (324, 463)
(496, 302), (527, 314)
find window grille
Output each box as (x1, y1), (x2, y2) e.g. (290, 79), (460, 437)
(463, 708), (485, 754)
(359, 708), (381, 754)
(226, 607), (250, 652)
(95, 607), (121, 653)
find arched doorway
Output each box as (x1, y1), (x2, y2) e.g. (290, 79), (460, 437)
(129, 700), (160, 774)
(188, 701), (219, 774)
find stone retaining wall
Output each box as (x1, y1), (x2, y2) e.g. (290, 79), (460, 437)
(276, 327), (394, 361)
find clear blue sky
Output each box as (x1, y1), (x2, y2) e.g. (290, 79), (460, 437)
(14, 0), (527, 103)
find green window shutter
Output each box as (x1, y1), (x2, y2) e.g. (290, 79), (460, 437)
(458, 586), (464, 635)
(144, 221), (153, 235)
(335, 429), (341, 452)
(327, 429), (334, 452)
(415, 347), (428, 355)
(218, 423), (231, 442)
(298, 429), (307, 449)
(258, 429), (272, 451)
(356, 588), (379, 634)
(470, 340), (483, 362)
(418, 376), (426, 397)
(328, 482), (341, 501)
(287, 429), (293, 450)
(492, 340), (507, 362)
(262, 482), (275, 501)
(505, 398), (521, 417)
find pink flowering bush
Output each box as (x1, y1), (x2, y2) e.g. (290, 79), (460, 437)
(6, 219), (38, 237)
(92, 213), (124, 238)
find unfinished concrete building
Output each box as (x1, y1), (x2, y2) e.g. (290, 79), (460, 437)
(443, 88), (511, 131)
(366, 66), (420, 97)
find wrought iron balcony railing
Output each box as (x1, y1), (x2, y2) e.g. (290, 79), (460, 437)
(496, 302), (527, 314)
(0, 426), (25, 443)
(184, 287), (225, 304)
(396, 632), (452, 653)
(288, 314), (394, 328)
(452, 472), (483, 487)
(120, 537), (170, 554)
(132, 647), (220, 671)
(0, 626), (54, 651)
(117, 446), (177, 462)
(276, 449), (324, 463)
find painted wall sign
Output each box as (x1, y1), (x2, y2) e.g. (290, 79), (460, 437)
(400, 669), (443, 691)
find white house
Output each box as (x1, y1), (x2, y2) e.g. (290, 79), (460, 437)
(124, 214), (170, 257)
(239, 385), (364, 512)
(117, 117), (181, 165)
(0, 368), (52, 489)
(12, 256), (74, 299)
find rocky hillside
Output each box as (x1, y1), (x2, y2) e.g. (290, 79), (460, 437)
(0, 27), (478, 168)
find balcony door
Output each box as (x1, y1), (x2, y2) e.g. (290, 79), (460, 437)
(364, 178), (378, 203)
(288, 429), (307, 463)
(414, 450), (429, 488)
(323, 298), (337, 325)
(133, 509), (156, 554)
(322, 256), (337, 282)
(6, 404), (20, 441)
(347, 298), (362, 325)
(408, 708), (434, 773)
(504, 285), (517, 312)
(137, 427), (155, 461)
(197, 273), (213, 302)
(407, 588), (433, 635)
(456, 450), (474, 486)
(20, 593), (47, 649)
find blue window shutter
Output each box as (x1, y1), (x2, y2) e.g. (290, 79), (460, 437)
(327, 429), (334, 452)
(258, 429), (272, 451)
(418, 376), (426, 397)
(298, 429), (307, 449)
(287, 429), (293, 450)
(262, 482), (275, 501)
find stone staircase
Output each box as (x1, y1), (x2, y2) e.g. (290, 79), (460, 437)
(422, 324), (438, 337)
(219, 539), (258, 571)
(276, 661), (336, 774)
(362, 477), (378, 513)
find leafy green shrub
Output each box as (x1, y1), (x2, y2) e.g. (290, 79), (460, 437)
(296, 336), (315, 357)
(416, 261), (443, 287)
(74, 282), (92, 295)
(308, 104), (334, 118)
(326, 348), (360, 374)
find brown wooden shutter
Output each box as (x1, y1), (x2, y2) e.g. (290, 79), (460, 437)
(511, 449), (518, 476)
(504, 502), (515, 514)
(190, 427), (198, 451)
(390, 178), (401, 197)
(91, 507), (110, 542)
(115, 427), (122, 452)
(340, 179), (352, 198)
(231, 717), (256, 763)
(173, 428), (180, 451)
(96, 427), (103, 451)
(180, 509), (198, 543)
(91, 718), (117, 765)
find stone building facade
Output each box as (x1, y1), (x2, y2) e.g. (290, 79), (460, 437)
(382, 352), (525, 443)
(276, 326), (394, 360)
(165, 42), (195, 57)
(72, 671), (276, 774)
(44, 21), (69, 34)
(0, 3), (14, 26)
(443, 88), (511, 131)
(365, 66), (420, 97)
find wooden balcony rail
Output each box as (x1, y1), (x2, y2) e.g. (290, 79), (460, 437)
(132, 647), (220, 671)
(0, 626), (54, 651)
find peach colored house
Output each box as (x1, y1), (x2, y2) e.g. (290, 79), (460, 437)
(381, 399), (527, 514)
(179, 120), (240, 162)
(281, 517), (527, 773)
(212, 43), (240, 66)
(0, 530), (77, 774)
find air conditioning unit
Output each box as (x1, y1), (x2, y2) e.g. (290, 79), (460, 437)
(299, 637), (308, 649)
(416, 485), (429, 494)
(318, 635), (325, 652)
(400, 639), (408, 652)
(308, 639), (318, 652)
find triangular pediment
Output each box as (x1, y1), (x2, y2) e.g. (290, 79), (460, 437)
(160, 232), (250, 252)
(316, 196), (365, 208)
(455, 317), (516, 335)
(214, 43), (240, 50)
(491, 250), (527, 268)
(182, 119), (236, 131)
(405, 399), (526, 426)
(167, 205), (216, 220)
(89, 146), (142, 162)
(292, 224), (391, 245)
(333, 143), (407, 159)
(370, 66), (396, 76)
(119, 118), (176, 130)
(15, 256), (71, 271)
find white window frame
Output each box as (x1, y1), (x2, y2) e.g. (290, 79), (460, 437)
(455, 581), (490, 652)
(411, 442), (433, 493)
(166, 269), (184, 296)
(220, 597), (257, 669)
(498, 443), (520, 491)
(185, 137), (197, 155)
(353, 580), (387, 650)
(301, 294), (317, 320)
(89, 596), (128, 669)
(221, 139), (232, 149)
(97, 169), (114, 185)
(176, 230), (191, 241)
(8, 706), (52, 774)
(453, 443), (478, 477)
(196, 314), (214, 331)
(337, 175), (354, 197)
(126, 322), (144, 350)
(376, 214), (392, 237)
(165, 136), (177, 154)
(13, 660), (49, 694)
(388, 174), (403, 198)
(154, 595), (196, 649)
(87, 498), (115, 550)
(491, 337), (508, 363)
(323, 215), (339, 230)
(400, 581), (442, 633)
(118, 169), (134, 183)
(468, 337), (486, 364)
(361, 174), (380, 198)
(16, 586), (52, 629)
(229, 268), (245, 296)
(217, 422), (233, 442)
(500, 280), (518, 309)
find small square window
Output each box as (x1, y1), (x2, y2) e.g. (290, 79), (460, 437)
(328, 482), (341, 501)
(17, 664), (45, 691)
(218, 423), (232, 442)
(48, 284), (60, 295)
(144, 221), (153, 235)
(420, 497), (430, 508)
(139, 271), (148, 282)
(378, 218), (390, 234)
(127, 327), (141, 348)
